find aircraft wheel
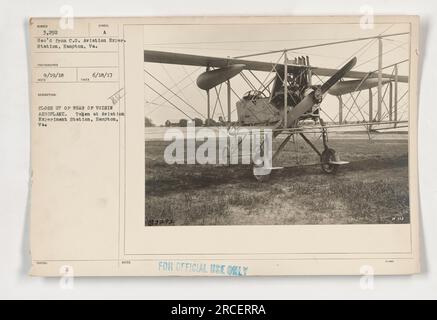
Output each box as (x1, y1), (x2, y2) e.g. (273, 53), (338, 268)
(321, 148), (338, 174)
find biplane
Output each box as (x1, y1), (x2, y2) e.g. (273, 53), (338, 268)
(144, 32), (409, 180)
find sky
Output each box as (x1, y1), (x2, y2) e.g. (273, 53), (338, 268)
(143, 22), (410, 126)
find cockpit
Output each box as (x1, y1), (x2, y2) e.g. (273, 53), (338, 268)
(242, 90), (267, 101)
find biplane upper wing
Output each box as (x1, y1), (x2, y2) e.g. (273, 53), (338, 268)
(144, 50), (408, 82)
(144, 50), (307, 73)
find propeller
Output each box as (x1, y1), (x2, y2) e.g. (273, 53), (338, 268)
(285, 57), (357, 125)
(320, 57), (357, 93)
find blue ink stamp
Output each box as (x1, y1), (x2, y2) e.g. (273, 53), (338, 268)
(158, 261), (248, 276)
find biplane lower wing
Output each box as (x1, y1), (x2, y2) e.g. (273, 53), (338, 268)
(328, 78), (394, 96)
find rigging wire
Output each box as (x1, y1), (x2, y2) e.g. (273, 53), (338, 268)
(144, 82), (192, 119)
(234, 31), (408, 59)
(160, 64), (192, 106)
(143, 37), (376, 46)
(354, 42), (409, 69)
(182, 65), (206, 102)
(212, 84), (225, 119)
(144, 69), (206, 119)
(145, 73), (202, 115)
(147, 66), (202, 104)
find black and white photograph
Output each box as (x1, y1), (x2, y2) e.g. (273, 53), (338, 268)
(144, 22), (410, 226)
(5, 0), (437, 295)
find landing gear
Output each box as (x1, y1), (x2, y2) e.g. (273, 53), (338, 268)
(298, 118), (348, 175)
(251, 118), (348, 181)
(320, 148), (338, 174)
(319, 119), (338, 174)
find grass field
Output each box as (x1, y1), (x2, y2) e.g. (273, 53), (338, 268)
(145, 134), (409, 226)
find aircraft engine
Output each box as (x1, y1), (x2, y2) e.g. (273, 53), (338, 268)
(196, 64), (245, 90)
